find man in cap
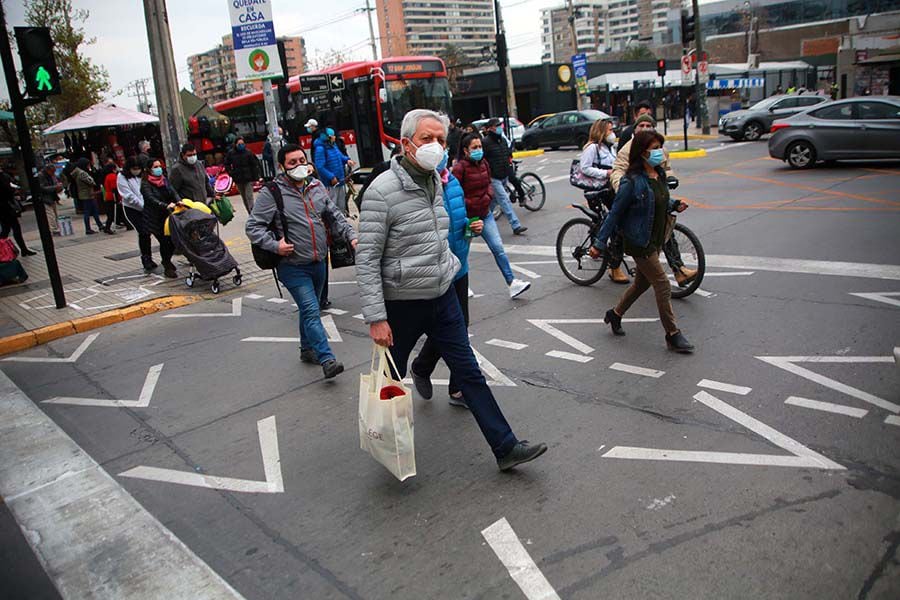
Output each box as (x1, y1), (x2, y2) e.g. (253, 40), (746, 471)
(481, 118), (527, 235)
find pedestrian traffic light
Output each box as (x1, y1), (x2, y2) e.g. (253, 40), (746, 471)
(657, 59), (666, 77)
(14, 27), (61, 99)
(681, 10), (696, 47)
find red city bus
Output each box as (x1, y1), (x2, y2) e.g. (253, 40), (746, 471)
(214, 56), (452, 170)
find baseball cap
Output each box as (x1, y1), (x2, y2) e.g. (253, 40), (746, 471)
(304, 118), (318, 128)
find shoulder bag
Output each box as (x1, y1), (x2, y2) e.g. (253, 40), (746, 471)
(250, 182), (290, 270)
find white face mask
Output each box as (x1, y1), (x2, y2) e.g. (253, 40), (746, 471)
(287, 164), (310, 181)
(409, 139), (445, 171)
(605, 133), (617, 145)
(186, 155), (198, 165)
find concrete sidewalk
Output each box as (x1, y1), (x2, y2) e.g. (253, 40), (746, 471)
(1, 194), (270, 340)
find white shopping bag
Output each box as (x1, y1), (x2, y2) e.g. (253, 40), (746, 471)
(359, 345), (416, 481)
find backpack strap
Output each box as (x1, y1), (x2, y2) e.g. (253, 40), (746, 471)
(265, 181), (291, 299)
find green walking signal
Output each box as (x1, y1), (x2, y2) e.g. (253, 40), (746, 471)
(15, 27), (61, 100)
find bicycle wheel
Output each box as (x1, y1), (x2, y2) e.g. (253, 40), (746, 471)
(668, 222), (705, 299)
(556, 217), (607, 286)
(519, 172), (546, 211)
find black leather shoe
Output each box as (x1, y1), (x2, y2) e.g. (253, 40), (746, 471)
(666, 331), (695, 353)
(513, 226), (528, 235)
(322, 359), (344, 379)
(604, 308), (625, 336)
(21, 249), (37, 256)
(300, 349), (317, 364)
(319, 299), (332, 309)
(410, 364), (433, 400)
(163, 264), (177, 278)
(497, 441), (548, 471)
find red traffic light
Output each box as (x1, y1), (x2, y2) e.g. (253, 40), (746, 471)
(656, 59), (666, 77)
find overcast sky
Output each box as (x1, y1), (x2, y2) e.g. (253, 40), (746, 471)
(0, 0), (691, 110)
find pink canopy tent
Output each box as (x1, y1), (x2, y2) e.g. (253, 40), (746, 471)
(43, 102), (158, 135)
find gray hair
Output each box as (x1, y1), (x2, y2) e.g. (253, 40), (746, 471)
(138, 140), (151, 151)
(400, 109), (449, 140)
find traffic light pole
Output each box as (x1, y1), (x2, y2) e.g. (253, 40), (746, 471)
(692, 0), (710, 135)
(0, 3), (66, 308)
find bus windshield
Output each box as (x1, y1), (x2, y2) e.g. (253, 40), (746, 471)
(382, 77), (452, 140)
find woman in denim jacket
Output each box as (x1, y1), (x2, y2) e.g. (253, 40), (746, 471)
(589, 130), (694, 353)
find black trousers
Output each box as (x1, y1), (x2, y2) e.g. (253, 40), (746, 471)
(1, 216), (29, 252)
(124, 206), (153, 266)
(507, 167), (525, 201)
(412, 274), (469, 396)
(151, 231), (174, 267)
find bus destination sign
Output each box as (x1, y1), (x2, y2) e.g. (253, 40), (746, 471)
(383, 60), (443, 75)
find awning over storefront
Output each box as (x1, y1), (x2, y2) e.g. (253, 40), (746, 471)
(857, 53), (900, 65)
(587, 71), (685, 92)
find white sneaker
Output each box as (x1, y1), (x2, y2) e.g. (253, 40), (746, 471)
(509, 279), (531, 299)
(468, 287), (475, 298)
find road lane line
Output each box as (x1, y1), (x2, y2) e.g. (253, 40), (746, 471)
(0, 370), (246, 599)
(610, 363), (665, 378)
(322, 314), (343, 342)
(542, 175), (568, 183)
(3, 332), (99, 363)
(486, 339), (529, 350)
(710, 169), (900, 207)
(43, 363), (164, 408)
(245, 293), (264, 299)
(886, 416), (900, 426)
(697, 379), (752, 395)
(546, 350), (594, 363)
(323, 308), (349, 315)
(510, 263), (542, 279)
(163, 297), (242, 318)
(266, 297), (289, 304)
(849, 292), (900, 308)
(482, 518), (561, 600)
(784, 396), (868, 418)
(705, 142), (752, 153)
(602, 391), (845, 470)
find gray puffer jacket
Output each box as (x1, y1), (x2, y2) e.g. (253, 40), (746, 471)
(356, 159), (461, 323)
(245, 176), (356, 266)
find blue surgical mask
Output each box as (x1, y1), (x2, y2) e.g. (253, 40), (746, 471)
(470, 149), (484, 161)
(150, 167), (163, 177)
(237, 143), (245, 151)
(647, 148), (665, 167)
(436, 150), (449, 172)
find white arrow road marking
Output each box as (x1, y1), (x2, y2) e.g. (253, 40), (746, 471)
(528, 318), (658, 355)
(510, 263), (542, 279)
(602, 391), (845, 470)
(43, 363), (163, 408)
(546, 350), (593, 363)
(756, 355), (898, 413)
(849, 291), (900, 308)
(482, 518), (561, 600)
(486, 339), (529, 351)
(697, 379), (752, 395)
(119, 416), (284, 494)
(886, 416), (900, 426)
(784, 396), (868, 418)
(242, 315), (342, 344)
(163, 298), (242, 318)
(402, 346), (515, 387)
(610, 362), (665, 378)
(3, 333), (99, 363)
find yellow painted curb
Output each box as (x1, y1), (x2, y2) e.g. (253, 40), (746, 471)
(686, 134), (720, 140)
(512, 149), (545, 158)
(669, 149), (708, 159)
(0, 295), (201, 358)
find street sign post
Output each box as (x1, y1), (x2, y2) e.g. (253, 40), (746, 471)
(329, 74), (344, 92)
(681, 54), (692, 84)
(298, 74), (330, 95)
(572, 53), (589, 106)
(698, 60), (709, 84)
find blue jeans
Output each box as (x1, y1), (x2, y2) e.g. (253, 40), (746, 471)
(489, 177), (521, 231)
(276, 261), (335, 364)
(81, 198), (102, 232)
(385, 287), (518, 459)
(479, 212), (514, 285)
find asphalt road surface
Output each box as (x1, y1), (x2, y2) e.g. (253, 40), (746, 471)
(3, 140), (899, 599)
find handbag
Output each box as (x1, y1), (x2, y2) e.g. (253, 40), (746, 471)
(0, 237), (19, 263)
(250, 182), (289, 270)
(358, 346), (416, 481)
(323, 207), (355, 269)
(210, 195), (235, 225)
(569, 144), (610, 190)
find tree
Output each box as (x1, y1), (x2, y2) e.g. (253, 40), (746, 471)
(437, 44), (469, 94)
(622, 45), (656, 62)
(311, 48), (350, 71)
(20, 0), (110, 129)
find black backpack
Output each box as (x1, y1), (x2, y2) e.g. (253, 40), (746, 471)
(251, 182), (290, 270)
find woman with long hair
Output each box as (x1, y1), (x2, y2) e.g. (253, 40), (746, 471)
(589, 130), (694, 353)
(118, 156), (157, 273)
(140, 159), (179, 278)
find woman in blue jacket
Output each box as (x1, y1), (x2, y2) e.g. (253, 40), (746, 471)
(411, 150), (483, 407)
(589, 130), (694, 353)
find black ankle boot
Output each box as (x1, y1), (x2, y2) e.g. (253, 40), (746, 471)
(604, 308), (625, 336)
(666, 331), (695, 353)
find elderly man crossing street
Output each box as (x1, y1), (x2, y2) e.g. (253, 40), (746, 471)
(356, 109), (547, 472)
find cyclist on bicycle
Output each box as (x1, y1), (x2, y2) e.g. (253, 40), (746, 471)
(577, 118), (629, 284)
(481, 119), (527, 235)
(589, 130), (695, 353)
(610, 114), (698, 287)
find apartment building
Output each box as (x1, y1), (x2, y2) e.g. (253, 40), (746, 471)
(188, 35), (307, 105)
(541, 0), (642, 62)
(375, 0), (496, 63)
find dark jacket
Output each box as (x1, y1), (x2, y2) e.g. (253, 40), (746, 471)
(447, 127), (462, 162)
(451, 157), (493, 218)
(481, 130), (511, 180)
(593, 167), (676, 251)
(169, 159), (213, 204)
(224, 148), (261, 183)
(313, 138), (350, 187)
(617, 124), (636, 150)
(137, 152), (153, 171)
(71, 167), (98, 201)
(140, 179), (178, 238)
(0, 172), (18, 220)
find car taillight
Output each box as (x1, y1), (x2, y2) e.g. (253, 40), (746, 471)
(770, 122), (791, 133)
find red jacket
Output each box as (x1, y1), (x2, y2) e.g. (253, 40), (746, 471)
(103, 172), (118, 202)
(451, 158), (493, 218)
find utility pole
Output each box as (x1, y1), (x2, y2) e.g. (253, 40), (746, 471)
(493, 0), (517, 123)
(364, 0), (378, 60)
(128, 78), (152, 113)
(143, 0), (186, 166)
(0, 4), (65, 307)
(566, 0), (583, 110)
(692, 0), (710, 134)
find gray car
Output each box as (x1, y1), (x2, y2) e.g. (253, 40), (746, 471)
(768, 96), (900, 169)
(718, 94), (828, 141)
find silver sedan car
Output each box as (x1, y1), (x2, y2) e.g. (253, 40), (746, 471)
(768, 96), (900, 168)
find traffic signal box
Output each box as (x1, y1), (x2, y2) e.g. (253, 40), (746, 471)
(681, 10), (696, 47)
(657, 59), (666, 77)
(14, 27), (61, 99)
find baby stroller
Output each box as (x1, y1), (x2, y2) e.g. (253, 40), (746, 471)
(167, 200), (241, 294)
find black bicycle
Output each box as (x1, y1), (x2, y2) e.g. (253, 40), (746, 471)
(555, 178), (705, 299)
(492, 160), (545, 219)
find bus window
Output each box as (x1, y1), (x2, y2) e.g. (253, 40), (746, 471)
(227, 102), (267, 146)
(381, 78), (452, 140)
